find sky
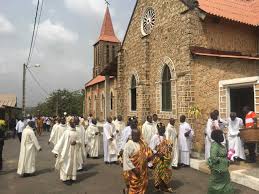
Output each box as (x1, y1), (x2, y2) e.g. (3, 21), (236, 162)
(0, 0), (136, 107)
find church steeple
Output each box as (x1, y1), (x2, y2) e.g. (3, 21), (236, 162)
(93, 6), (121, 78)
(98, 7), (120, 43)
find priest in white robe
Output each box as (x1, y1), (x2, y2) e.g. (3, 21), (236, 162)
(204, 112), (219, 160)
(142, 116), (157, 145)
(49, 118), (67, 146)
(165, 118), (179, 168)
(114, 115), (126, 155)
(227, 112), (246, 161)
(205, 117), (212, 161)
(17, 121), (41, 176)
(178, 115), (194, 167)
(87, 119), (100, 158)
(49, 119), (60, 145)
(75, 117), (87, 170)
(152, 114), (159, 128)
(52, 119), (81, 184)
(85, 121), (91, 156)
(118, 117), (138, 153)
(103, 117), (117, 164)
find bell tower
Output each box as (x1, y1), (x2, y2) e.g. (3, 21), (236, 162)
(93, 6), (121, 77)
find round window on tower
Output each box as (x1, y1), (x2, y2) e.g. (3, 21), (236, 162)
(141, 7), (155, 36)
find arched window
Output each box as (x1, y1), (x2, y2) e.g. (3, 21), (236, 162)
(162, 65), (172, 111)
(131, 76), (137, 111)
(110, 92), (113, 110)
(112, 45), (115, 60)
(106, 45), (110, 63)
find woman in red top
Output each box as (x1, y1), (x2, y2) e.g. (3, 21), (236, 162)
(243, 106), (257, 163)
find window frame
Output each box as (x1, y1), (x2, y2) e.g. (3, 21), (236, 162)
(130, 76), (137, 111)
(161, 65), (172, 112)
(106, 45), (110, 64)
(110, 92), (113, 110)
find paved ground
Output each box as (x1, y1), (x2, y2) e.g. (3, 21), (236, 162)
(0, 133), (258, 194)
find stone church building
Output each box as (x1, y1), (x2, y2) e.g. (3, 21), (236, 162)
(85, 0), (259, 153)
(85, 7), (120, 121)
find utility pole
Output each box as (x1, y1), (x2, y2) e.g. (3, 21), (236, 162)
(22, 63), (40, 116)
(22, 63), (26, 116)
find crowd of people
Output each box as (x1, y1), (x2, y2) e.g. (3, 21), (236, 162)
(205, 106), (258, 194)
(11, 113), (194, 192)
(0, 106), (257, 194)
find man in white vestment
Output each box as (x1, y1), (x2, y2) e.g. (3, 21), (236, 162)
(103, 117), (117, 164)
(48, 118), (65, 146)
(87, 119), (100, 158)
(52, 119), (81, 185)
(178, 115), (194, 167)
(112, 116), (117, 125)
(85, 121), (90, 157)
(165, 118), (179, 168)
(16, 117), (25, 142)
(87, 114), (93, 125)
(153, 114), (159, 129)
(227, 112), (246, 161)
(114, 115), (126, 155)
(118, 118), (138, 154)
(17, 121), (41, 176)
(204, 112), (219, 160)
(214, 109), (228, 130)
(75, 117), (87, 170)
(149, 124), (165, 153)
(142, 116), (157, 145)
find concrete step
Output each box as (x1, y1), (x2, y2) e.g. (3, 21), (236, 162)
(190, 158), (259, 191)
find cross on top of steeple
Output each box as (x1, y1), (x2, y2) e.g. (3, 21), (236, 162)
(97, 5), (120, 43)
(105, 0), (110, 7)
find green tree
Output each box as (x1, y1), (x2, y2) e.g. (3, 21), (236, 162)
(34, 89), (84, 117)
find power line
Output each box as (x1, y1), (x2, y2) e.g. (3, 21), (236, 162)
(26, 0), (40, 66)
(29, 0), (45, 64)
(27, 75), (48, 98)
(27, 67), (49, 96)
(26, 0), (49, 98)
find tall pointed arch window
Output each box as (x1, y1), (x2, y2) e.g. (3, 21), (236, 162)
(106, 45), (110, 64)
(110, 92), (114, 110)
(131, 76), (137, 111)
(112, 46), (115, 60)
(162, 65), (172, 111)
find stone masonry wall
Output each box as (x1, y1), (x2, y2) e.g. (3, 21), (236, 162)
(85, 79), (116, 121)
(186, 9), (259, 152)
(118, 0), (193, 125)
(93, 41), (121, 77)
(191, 57), (258, 152)
(116, 1), (259, 154)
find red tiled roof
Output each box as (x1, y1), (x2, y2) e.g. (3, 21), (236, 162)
(98, 7), (120, 43)
(198, 0), (259, 26)
(85, 75), (114, 88)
